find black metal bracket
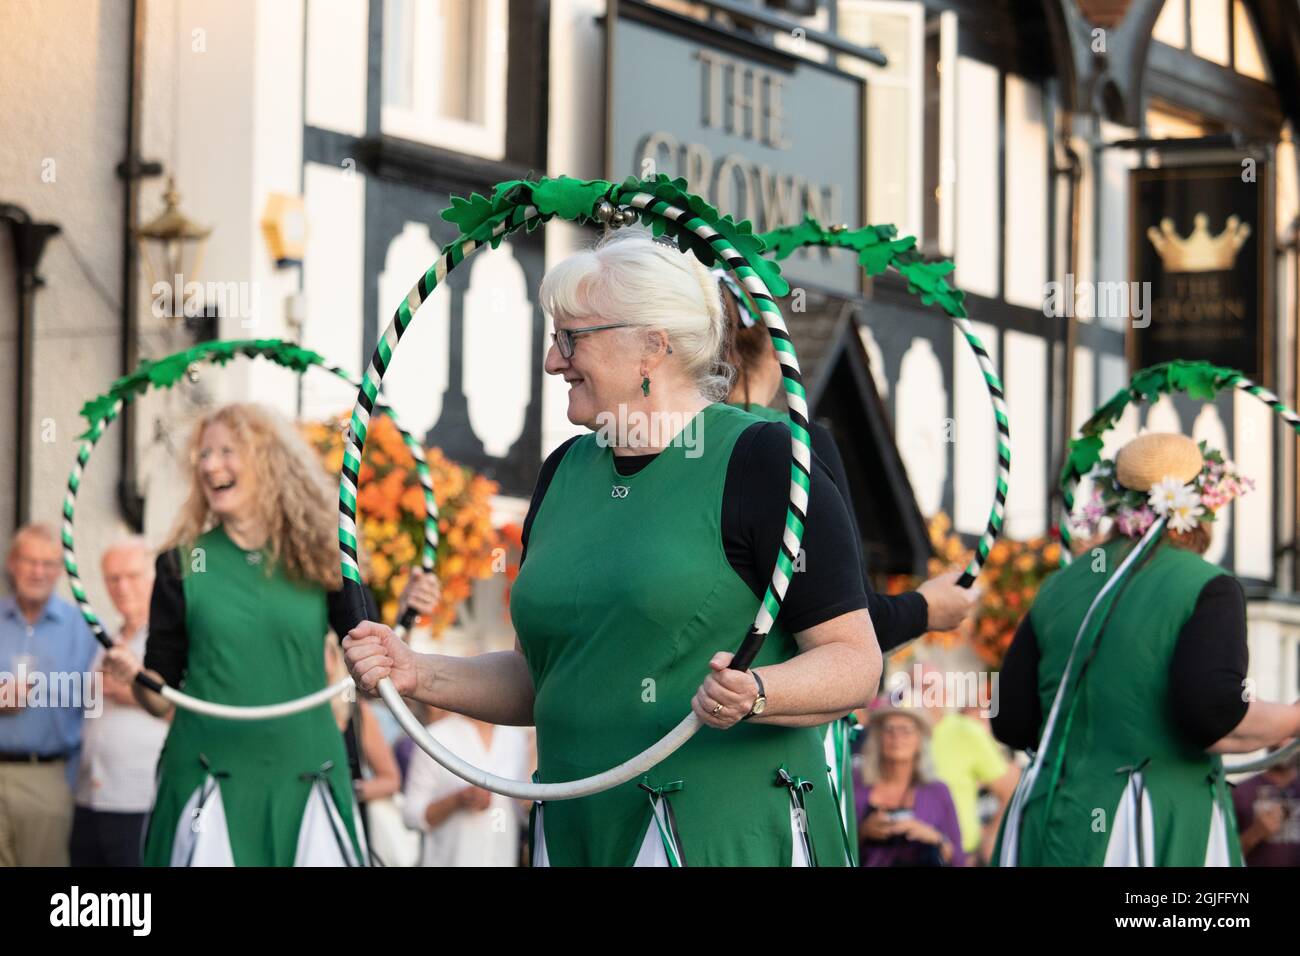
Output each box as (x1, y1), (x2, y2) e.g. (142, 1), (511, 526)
(114, 156), (164, 181)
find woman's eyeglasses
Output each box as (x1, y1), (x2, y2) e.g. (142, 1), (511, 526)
(550, 323), (631, 360)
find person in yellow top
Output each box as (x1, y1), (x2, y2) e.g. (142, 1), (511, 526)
(930, 706), (1019, 865)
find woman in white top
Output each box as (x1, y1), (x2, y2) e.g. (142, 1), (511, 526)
(402, 713), (532, 867)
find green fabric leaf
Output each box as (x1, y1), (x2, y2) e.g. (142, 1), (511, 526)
(77, 338), (329, 439)
(1167, 360), (1238, 401)
(761, 217), (827, 261)
(1069, 360), (1250, 491)
(858, 241), (907, 277)
(1082, 387), (1133, 438)
(893, 255), (967, 318)
(78, 395), (121, 430)
(528, 177), (612, 223)
(758, 217), (965, 318)
(441, 191), (502, 244)
(1063, 434), (1105, 482)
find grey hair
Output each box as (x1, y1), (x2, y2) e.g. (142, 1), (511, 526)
(8, 523), (59, 558)
(538, 226), (735, 401)
(101, 536), (153, 565)
(859, 715), (937, 789)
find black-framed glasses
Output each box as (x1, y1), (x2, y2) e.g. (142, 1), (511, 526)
(550, 323), (631, 359)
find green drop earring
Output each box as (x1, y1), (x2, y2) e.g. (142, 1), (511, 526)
(641, 375), (651, 397)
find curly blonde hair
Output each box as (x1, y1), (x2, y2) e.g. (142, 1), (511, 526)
(164, 403), (342, 590)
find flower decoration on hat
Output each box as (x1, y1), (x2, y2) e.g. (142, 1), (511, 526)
(1072, 436), (1254, 540)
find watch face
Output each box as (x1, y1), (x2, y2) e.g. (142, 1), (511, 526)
(752, 697), (767, 715)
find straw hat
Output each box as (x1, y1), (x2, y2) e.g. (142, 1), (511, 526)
(1114, 432), (1203, 492)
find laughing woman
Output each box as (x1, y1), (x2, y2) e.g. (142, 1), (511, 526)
(104, 403), (426, 866)
(344, 228), (882, 866)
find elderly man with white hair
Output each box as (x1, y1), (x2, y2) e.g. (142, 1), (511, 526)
(70, 537), (169, 866)
(0, 523), (98, 866)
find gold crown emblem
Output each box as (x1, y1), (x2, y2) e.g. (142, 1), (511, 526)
(1146, 213), (1251, 273)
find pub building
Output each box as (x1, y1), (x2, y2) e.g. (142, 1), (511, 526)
(1, 0), (1298, 695)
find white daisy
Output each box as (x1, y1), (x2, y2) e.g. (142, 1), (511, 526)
(1167, 500), (1205, 533)
(1147, 477), (1185, 516)
(1170, 483), (1201, 511)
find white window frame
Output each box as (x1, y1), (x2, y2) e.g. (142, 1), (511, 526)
(382, 0), (508, 161)
(837, 1), (926, 243)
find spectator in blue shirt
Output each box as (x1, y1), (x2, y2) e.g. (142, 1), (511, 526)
(0, 524), (98, 866)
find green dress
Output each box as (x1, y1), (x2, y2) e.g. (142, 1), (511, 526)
(510, 403), (846, 866)
(142, 527), (363, 867)
(994, 536), (1243, 866)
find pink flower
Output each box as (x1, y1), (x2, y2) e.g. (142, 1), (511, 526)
(1201, 488), (1227, 510)
(1116, 505), (1156, 538)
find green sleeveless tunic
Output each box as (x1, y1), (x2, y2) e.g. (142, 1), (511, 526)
(510, 403), (845, 866)
(995, 536), (1243, 866)
(142, 527), (361, 866)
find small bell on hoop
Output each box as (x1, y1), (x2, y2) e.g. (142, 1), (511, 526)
(593, 200), (638, 229)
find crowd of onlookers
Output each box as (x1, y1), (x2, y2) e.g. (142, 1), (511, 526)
(1, 520), (1297, 867)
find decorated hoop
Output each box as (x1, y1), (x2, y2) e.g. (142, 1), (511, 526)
(753, 216), (1010, 587)
(1059, 360), (1298, 563)
(64, 338), (437, 719)
(1057, 358), (1300, 773)
(339, 173), (807, 801)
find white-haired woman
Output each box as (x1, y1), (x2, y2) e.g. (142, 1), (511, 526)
(344, 228), (882, 866)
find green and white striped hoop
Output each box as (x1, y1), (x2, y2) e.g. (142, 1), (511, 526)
(754, 217), (1010, 587)
(338, 173), (810, 801)
(64, 338), (437, 720)
(1057, 359), (1300, 775)
(1058, 359), (1300, 564)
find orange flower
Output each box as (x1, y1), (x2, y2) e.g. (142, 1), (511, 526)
(400, 484), (427, 517)
(373, 416), (410, 461)
(303, 418), (503, 638)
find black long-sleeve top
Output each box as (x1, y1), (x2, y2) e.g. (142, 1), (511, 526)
(806, 420), (929, 651)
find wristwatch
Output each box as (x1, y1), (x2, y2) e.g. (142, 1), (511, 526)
(743, 670), (767, 720)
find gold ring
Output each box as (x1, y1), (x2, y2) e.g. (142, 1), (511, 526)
(711, 702), (723, 716)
